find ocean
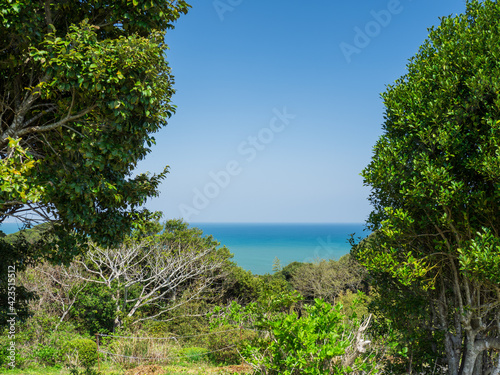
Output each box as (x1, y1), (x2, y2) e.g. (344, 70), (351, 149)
(193, 223), (369, 274)
(1, 222), (26, 234)
(0, 222), (369, 275)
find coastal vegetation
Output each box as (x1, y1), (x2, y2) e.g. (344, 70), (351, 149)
(355, 0), (500, 372)
(1, 0), (500, 374)
(0, 0), (189, 326)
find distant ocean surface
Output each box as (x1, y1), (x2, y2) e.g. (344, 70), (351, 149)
(192, 223), (369, 274)
(0, 222), (370, 275)
(1, 222), (26, 235)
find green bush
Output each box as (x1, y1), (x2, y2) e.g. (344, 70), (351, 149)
(218, 297), (381, 374)
(65, 338), (98, 370)
(70, 282), (116, 336)
(0, 338), (20, 369)
(33, 343), (62, 366)
(142, 301), (211, 344)
(0, 310), (83, 369)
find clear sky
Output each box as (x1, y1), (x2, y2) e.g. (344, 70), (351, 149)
(135, 0), (468, 224)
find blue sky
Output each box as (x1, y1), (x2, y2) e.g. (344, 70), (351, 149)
(136, 0), (468, 224)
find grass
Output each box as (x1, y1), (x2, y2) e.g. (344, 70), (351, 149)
(0, 367), (68, 375)
(0, 362), (253, 375)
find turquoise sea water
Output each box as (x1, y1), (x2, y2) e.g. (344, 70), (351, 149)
(193, 223), (369, 274)
(1, 222), (25, 234)
(0, 222), (369, 275)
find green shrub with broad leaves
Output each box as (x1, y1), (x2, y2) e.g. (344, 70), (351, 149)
(202, 324), (256, 365)
(65, 338), (98, 370)
(214, 294), (381, 374)
(33, 344), (63, 366)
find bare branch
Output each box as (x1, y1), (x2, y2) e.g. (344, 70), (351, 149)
(341, 314), (373, 368)
(67, 238), (225, 329)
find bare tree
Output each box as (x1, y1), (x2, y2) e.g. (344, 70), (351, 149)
(291, 255), (366, 304)
(68, 238), (226, 329)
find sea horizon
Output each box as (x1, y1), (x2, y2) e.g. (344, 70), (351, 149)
(191, 222), (369, 274)
(0, 221), (370, 275)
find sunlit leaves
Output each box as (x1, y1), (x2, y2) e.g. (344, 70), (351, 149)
(359, 0), (500, 288)
(1, 1), (190, 247)
(356, 1), (500, 370)
(458, 228), (500, 284)
(0, 138), (43, 204)
(216, 297), (378, 374)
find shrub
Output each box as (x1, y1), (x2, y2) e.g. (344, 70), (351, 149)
(70, 282), (116, 336)
(65, 338), (98, 370)
(0, 309), (83, 369)
(33, 343), (63, 366)
(218, 297), (381, 374)
(0, 337), (22, 369)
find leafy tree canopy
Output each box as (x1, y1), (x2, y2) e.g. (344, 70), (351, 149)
(355, 1), (500, 373)
(0, 0), (190, 328)
(0, 0), (190, 250)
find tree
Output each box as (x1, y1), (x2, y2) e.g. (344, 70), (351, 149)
(66, 220), (231, 330)
(290, 255), (367, 304)
(0, 0), (189, 244)
(0, 0), (189, 326)
(355, 1), (500, 374)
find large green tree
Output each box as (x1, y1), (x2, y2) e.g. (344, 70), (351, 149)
(0, 0), (189, 242)
(356, 1), (500, 374)
(0, 0), (189, 324)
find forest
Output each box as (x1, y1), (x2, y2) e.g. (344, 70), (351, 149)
(1, 0), (500, 374)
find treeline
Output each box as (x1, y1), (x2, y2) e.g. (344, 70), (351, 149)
(0, 220), (454, 374)
(0, 220), (365, 370)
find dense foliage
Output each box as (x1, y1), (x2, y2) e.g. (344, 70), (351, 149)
(355, 1), (500, 373)
(1, 0), (189, 243)
(0, 0), (190, 328)
(212, 293), (378, 374)
(5, 1), (500, 374)
(2, 221), (377, 372)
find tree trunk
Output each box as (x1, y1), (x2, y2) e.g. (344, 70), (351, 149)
(444, 332), (460, 375)
(113, 290), (122, 332)
(460, 337), (500, 375)
(460, 346), (479, 375)
(472, 351), (483, 375)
